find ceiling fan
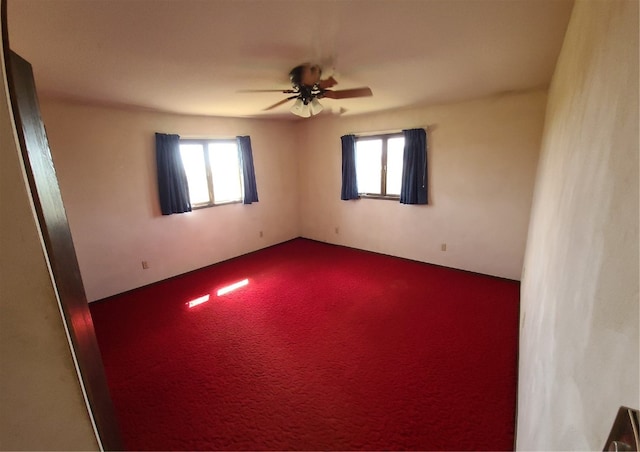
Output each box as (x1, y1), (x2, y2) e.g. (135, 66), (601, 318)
(243, 63), (373, 117)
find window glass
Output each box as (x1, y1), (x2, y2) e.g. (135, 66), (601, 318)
(386, 137), (404, 196)
(179, 143), (210, 205)
(208, 142), (242, 203)
(179, 139), (243, 208)
(354, 134), (404, 198)
(356, 139), (382, 195)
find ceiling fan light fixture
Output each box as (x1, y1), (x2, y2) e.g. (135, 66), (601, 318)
(290, 98), (311, 118)
(310, 98), (324, 115)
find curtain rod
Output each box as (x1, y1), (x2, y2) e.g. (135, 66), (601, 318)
(350, 125), (432, 137)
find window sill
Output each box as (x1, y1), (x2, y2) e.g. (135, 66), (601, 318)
(192, 199), (243, 210)
(358, 194), (400, 201)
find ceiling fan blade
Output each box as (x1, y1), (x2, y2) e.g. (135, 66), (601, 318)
(238, 89), (297, 93)
(323, 87), (373, 99)
(318, 76), (338, 90)
(263, 95), (298, 111)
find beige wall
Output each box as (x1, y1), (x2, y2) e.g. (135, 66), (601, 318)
(42, 89), (544, 303)
(517, 0), (639, 450)
(0, 32), (98, 451)
(298, 90), (546, 280)
(40, 101), (300, 301)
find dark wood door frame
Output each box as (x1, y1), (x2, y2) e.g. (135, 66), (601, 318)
(2, 1), (123, 450)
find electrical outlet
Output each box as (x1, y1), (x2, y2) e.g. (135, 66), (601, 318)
(441, 243), (447, 251)
(142, 261), (149, 269)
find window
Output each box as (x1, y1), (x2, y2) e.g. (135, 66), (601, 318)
(179, 139), (243, 207)
(355, 134), (405, 198)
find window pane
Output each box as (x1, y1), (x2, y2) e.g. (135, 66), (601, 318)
(208, 142), (242, 203)
(180, 144), (210, 205)
(356, 139), (382, 194)
(386, 137), (405, 196)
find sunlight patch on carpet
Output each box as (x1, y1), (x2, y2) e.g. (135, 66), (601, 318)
(186, 294), (210, 308)
(217, 278), (249, 296)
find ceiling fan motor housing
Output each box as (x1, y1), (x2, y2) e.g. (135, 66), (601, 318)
(289, 63), (322, 89)
(289, 64), (324, 105)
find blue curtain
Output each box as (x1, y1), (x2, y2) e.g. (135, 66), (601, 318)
(341, 134), (359, 200)
(400, 128), (428, 205)
(237, 136), (259, 204)
(155, 133), (192, 215)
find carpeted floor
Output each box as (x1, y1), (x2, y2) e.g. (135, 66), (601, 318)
(90, 238), (520, 450)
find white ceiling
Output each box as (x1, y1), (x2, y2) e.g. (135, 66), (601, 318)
(8, 0), (574, 120)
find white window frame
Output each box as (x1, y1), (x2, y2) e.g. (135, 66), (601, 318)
(179, 139), (243, 209)
(355, 133), (404, 199)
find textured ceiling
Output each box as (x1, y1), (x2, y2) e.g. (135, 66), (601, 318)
(8, 0), (574, 119)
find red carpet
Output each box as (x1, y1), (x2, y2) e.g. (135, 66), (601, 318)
(90, 238), (520, 451)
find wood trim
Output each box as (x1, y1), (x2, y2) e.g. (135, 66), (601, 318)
(2, 4), (123, 449)
(355, 133), (404, 199)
